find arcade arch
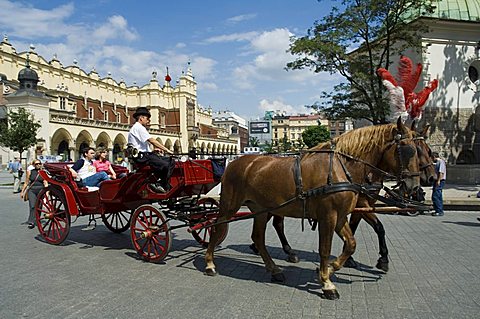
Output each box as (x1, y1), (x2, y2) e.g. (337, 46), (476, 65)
(51, 128), (74, 161)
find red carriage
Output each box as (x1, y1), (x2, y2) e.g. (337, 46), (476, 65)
(35, 154), (230, 262)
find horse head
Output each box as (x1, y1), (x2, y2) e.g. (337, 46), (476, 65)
(381, 117), (421, 196)
(411, 122), (436, 186)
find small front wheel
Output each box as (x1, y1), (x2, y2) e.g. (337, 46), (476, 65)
(191, 198), (228, 248)
(130, 205), (172, 262)
(35, 187), (71, 245)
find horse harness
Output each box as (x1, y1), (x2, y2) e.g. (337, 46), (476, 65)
(196, 135), (425, 232)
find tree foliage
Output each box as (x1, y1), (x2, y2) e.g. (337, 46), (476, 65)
(249, 136), (260, 147)
(302, 125), (331, 148)
(0, 107), (41, 158)
(287, 0), (435, 124)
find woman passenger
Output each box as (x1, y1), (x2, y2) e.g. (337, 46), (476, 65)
(93, 147), (116, 179)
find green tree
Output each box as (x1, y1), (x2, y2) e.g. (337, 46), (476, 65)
(262, 140), (275, 153)
(249, 136), (260, 147)
(287, 0), (435, 124)
(279, 137), (292, 153)
(0, 108), (41, 160)
(302, 125), (330, 148)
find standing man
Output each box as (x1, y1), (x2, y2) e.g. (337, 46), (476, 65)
(431, 152), (446, 216)
(128, 107), (174, 193)
(9, 157), (23, 193)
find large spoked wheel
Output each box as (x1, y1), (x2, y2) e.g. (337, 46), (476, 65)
(130, 205), (172, 262)
(35, 187), (71, 245)
(102, 210), (132, 233)
(191, 198), (228, 248)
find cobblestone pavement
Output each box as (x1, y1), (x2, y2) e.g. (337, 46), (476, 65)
(1, 186), (480, 319)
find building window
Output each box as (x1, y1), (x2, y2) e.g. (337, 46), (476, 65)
(88, 107), (94, 119)
(160, 113), (166, 128)
(59, 97), (66, 110)
(104, 110), (108, 121)
(116, 113), (121, 123)
(468, 60), (480, 84)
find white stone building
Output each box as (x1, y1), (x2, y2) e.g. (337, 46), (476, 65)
(404, 0), (480, 164)
(0, 38), (238, 166)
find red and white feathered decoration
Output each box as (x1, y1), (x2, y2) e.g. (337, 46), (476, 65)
(377, 56), (438, 121)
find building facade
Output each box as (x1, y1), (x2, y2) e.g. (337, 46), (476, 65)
(402, 0), (480, 164)
(212, 111), (249, 153)
(271, 114), (329, 150)
(0, 37), (237, 165)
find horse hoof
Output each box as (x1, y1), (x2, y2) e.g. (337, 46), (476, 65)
(322, 289), (340, 300)
(376, 261), (389, 272)
(344, 257), (358, 268)
(286, 254), (299, 263)
(204, 268), (217, 276)
(249, 243), (259, 254)
(271, 272), (286, 283)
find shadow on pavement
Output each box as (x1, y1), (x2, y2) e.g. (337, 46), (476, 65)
(442, 221), (480, 227)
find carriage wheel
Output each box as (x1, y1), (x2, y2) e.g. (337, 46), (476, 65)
(102, 210), (132, 233)
(191, 198), (228, 248)
(35, 188), (71, 245)
(130, 205), (172, 262)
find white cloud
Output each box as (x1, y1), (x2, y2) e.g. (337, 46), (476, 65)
(258, 99), (310, 115)
(204, 31), (259, 44)
(175, 42), (186, 49)
(230, 28), (322, 88)
(92, 15), (138, 43)
(200, 82), (218, 90)
(0, 1), (76, 38)
(226, 13), (257, 24)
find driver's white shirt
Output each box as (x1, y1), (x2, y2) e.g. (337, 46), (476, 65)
(128, 122), (151, 152)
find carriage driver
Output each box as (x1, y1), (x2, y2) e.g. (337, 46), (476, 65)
(128, 107), (174, 193)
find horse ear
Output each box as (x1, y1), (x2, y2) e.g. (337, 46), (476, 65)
(396, 116), (406, 132)
(410, 120), (416, 131)
(421, 125), (430, 137)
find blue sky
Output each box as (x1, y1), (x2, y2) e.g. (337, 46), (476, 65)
(0, 0), (341, 119)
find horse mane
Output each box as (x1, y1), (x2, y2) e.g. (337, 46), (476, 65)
(310, 123), (397, 158)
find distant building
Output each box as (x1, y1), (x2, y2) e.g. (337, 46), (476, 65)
(271, 114), (329, 150)
(212, 110), (248, 153)
(329, 119), (354, 138)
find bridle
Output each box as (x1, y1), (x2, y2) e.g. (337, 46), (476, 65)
(413, 136), (435, 171)
(387, 133), (421, 182)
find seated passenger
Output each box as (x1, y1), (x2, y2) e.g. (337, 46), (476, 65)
(93, 147), (116, 179)
(69, 147), (109, 188)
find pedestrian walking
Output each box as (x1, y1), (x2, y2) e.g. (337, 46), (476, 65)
(9, 157), (23, 193)
(20, 160), (48, 229)
(431, 152), (446, 216)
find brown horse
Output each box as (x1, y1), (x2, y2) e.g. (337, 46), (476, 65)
(204, 118), (420, 299)
(252, 123), (436, 271)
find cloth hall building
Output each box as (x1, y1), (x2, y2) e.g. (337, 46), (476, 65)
(0, 37), (238, 166)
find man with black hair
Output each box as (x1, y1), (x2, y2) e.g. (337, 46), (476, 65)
(69, 147), (109, 188)
(128, 107), (174, 193)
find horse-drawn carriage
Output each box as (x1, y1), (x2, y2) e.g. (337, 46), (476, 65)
(34, 119), (433, 300)
(35, 154), (230, 261)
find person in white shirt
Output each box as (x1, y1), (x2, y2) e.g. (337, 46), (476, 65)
(431, 152), (446, 216)
(128, 107), (174, 193)
(69, 147), (109, 188)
